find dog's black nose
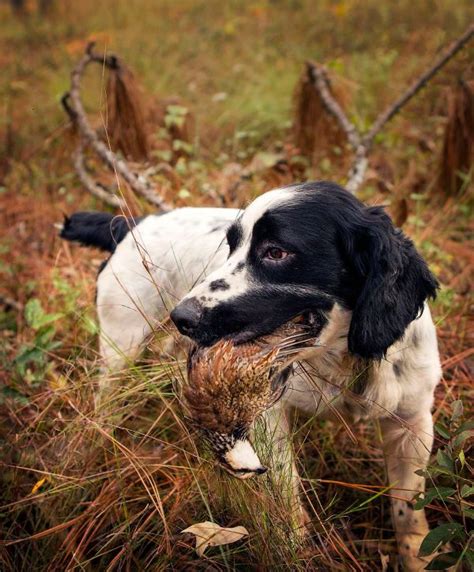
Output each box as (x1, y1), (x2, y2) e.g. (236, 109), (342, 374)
(170, 298), (202, 336)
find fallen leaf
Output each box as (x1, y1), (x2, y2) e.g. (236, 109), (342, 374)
(182, 521), (248, 556)
(379, 550), (390, 572)
(31, 477), (47, 494)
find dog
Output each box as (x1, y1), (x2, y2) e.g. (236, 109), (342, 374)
(61, 181), (442, 570)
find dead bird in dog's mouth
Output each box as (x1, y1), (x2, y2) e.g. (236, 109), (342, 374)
(183, 317), (321, 478)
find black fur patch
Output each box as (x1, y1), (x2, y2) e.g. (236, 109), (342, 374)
(209, 279), (230, 291)
(393, 361), (403, 377)
(186, 286), (332, 346)
(232, 262), (245, 275)
(60, 212), (142, 253)
(226, 222), (243, 254)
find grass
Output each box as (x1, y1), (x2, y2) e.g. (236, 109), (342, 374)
(1, 1), (473, 570)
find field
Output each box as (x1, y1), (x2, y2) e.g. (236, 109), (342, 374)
(0, 1), (473, 570)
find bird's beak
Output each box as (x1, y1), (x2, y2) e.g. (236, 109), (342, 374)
(222, 439), (267, 479)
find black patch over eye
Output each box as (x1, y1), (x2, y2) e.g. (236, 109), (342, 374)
(226, 222), (243, 254)
(264, 247), (290, 261)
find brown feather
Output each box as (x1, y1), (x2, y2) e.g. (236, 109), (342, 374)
(184, 320), (318, 436)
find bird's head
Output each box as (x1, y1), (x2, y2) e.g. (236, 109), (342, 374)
(201, 427), (267, 479)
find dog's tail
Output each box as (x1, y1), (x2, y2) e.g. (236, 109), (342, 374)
(59, 212), (140, 253)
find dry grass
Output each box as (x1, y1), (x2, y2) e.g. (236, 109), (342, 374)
(1, 1), (473, 570)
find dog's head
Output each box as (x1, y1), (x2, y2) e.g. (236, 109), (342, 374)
(171, 181), (438, 359)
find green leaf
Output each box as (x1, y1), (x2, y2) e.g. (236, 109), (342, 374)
(462, 507), (474, 519)
(24, 298), (43, 329)
(416, 465), (458, 479)
(166, 104), (188, 116)
(15, 346), (44, 367)
(436, 449), (454, 471)
(414, 487), (455, 510)
(410, 192), (427, 201)
(24, 298), (62, 330)
(458, 449), (465, 468)
(418, 523), (464, 557)
(454, 429), (474, 449)
(466, 549), (474, 566)
(36, 326), (56, 346)
(434, 423), (450, 439)
(451, 400), (463, 421)
(0, 386), (29, 405)
(425, 551), (462, 570)
(461, 485), (474, 498)
(455, 420), (474, 434)
(165, 114), (185, 129)
(34, 312), (63, 329)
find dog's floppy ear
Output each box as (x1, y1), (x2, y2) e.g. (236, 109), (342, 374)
(344, 206), (438, 359)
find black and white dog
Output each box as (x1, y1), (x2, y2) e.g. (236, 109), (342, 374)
(61, 181), (442, 570)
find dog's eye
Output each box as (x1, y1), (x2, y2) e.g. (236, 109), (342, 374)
(264, 247), (289, 261)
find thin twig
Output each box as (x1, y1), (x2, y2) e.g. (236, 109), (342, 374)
(64, 42), (171, 211)
(363, 23), (474, 148)
(73, 142), (126, 209)
(307, 23), (474, 193)
(306, 62), (361, 150)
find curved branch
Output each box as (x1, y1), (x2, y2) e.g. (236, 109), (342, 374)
(306, 62), (361, 150)
(346, 147), (369, 194)
(65, 42), (171, 211)
(363, 23), (474, 149)
(306, 23), (474, 194)
(73, 142), (126, 209)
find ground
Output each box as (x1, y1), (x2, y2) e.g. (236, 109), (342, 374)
(0, 1), (473, 570)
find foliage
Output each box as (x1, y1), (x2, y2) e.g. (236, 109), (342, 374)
(414, 400), (474, 570)
(14, 298), (62, 382)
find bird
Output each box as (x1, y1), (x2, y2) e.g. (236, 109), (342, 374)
(183, 319), (317, 478)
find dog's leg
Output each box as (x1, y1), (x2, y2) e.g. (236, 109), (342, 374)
(380, 410), (434, 571)
(95, 296), (156, 408)
(258, 405), (308, 537)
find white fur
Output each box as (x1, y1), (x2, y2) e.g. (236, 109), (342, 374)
(96, 207), (239, 368)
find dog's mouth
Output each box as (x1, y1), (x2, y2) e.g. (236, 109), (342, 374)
(227, 310), (325, 346)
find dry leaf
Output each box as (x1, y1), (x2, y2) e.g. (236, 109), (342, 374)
(31, 477), (47, 494)
(182, 521), (249, 556)
(378, 550), (390, 572)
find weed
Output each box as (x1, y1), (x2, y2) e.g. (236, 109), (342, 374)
(414, 399), (474, 570)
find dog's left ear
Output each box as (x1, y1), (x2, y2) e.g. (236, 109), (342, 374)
(343, 206), (438, 359)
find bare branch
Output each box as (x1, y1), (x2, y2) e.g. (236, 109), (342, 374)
(306, 62), (361, 150)
(363, 23), (474, 148)
(73, 142), (126, 209)
(307, 23), (474, 194)
(346, 147), (369, 194)
(65, 42), (171, 211)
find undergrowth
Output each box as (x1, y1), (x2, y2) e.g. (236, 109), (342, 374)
(1, 1), (473, 570)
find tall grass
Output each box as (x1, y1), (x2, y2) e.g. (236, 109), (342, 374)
(1, 1), (473, 570)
